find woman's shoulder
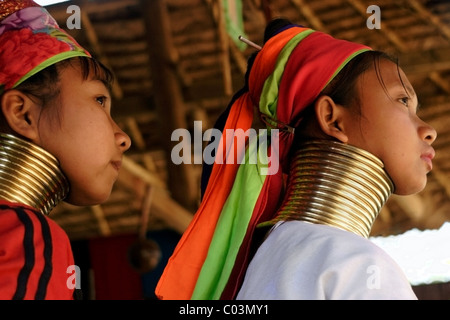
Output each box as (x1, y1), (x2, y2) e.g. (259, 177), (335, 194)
(247, 221), (417, 299)
(266, 221), (380, 249)
(262, 221), (403, 270)
(0, 200), (71, 243)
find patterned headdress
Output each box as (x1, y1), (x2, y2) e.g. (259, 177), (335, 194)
(155, 21), (372, 300)
(0, 0), (91, 94)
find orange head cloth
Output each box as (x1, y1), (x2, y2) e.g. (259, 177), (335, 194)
(155, 20), (371, 300)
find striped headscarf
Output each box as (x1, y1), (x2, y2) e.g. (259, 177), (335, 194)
(0, 0), (90, 95)
(156, 21), (371, 300)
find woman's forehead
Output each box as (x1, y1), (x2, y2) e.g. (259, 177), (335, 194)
(364, 59), (415, 95)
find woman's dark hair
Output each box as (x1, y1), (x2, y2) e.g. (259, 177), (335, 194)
(292, 50), (401, 148)
(15, 56), (113, 106)
(254, 18), (402, 122)
(321, 50), (398, 110)
(0, 56), (113, 134)
(242, 18), (406, 154)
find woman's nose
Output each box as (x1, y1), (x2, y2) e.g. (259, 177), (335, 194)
(420, 120), (437, 145)
(114, 122), (132, 152)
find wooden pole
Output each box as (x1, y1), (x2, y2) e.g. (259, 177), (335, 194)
(141, 0), (198, 211)
(216, 0), (233, 96)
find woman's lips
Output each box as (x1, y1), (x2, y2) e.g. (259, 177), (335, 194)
(421, 149), (435, 171)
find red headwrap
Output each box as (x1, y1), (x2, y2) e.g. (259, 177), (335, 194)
(0, 0), (91, 94)
(156, 23), (371, 300)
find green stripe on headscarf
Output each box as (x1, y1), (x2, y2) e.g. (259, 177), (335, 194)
(191, 132), (269, 299)
(258, 29), (314, 121)
(12, 51), (90, 88)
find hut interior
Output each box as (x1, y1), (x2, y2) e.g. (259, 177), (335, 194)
(36, 0), (450, 299)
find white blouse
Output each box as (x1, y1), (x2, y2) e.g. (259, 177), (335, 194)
(236, 221), (417, 300)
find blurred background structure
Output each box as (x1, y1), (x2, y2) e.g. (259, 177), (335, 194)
(39, 0), (450, 299)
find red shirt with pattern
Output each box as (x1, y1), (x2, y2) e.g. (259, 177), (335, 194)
(0, 200), (76, 300)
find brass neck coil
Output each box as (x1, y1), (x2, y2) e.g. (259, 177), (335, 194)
(0, 133), (69, 215)
(266, 140), (394, 238)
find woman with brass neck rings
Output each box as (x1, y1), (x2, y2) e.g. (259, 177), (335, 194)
(155, 19), (436, 300)
(235, 50), (437, 300)
(0, 1), (131, 299)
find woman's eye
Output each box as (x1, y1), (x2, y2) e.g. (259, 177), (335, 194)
(96, 96), (106, 106)
(399, 97), (409, 106)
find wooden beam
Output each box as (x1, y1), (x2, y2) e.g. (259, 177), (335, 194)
(346, 0), (408, 52)
(141, 0), (199, 211)
(290, 0), (329, 33)
(431, 166), (450, 200)
(48, 0), (140, 21)
(121, 155), (167, 191)
(409, 0), (450, 42)
(229, 36), (248, 75)
(390, 194), (426, 222)
(205, 0), (234, 96)
(91, 205), (112, 236)
(80, 9), (123, 100)
(151, 188), (193, 234)
(429, 72), (450, 94)
(400, 47), (450, 75)
(139, 186), (154, 239)
(125, 117), (159, 172)
(118, 156), (193, 235)
(125, 117), (146, 150)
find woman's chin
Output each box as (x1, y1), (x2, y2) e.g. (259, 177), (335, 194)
(393, 180), (426, 196)
(63, 190), (112, 207)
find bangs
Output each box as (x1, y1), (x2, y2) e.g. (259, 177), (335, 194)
(78, 57), (114, 92)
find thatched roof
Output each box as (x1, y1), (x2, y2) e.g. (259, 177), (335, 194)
(44, 0), (450, 240)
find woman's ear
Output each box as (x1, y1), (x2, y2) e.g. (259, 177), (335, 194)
(1, 90), (40, 141)
(314, 95), (349, 143)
